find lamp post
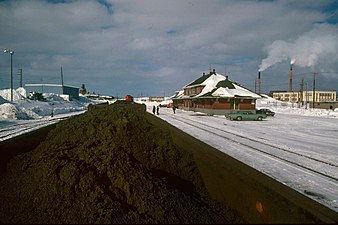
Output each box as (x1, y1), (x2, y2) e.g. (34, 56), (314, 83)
(4, 49), (14, 102)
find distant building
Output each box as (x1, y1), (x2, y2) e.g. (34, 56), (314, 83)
(272, 91), (338, 109)
(172, 69), (261, 115)
(272, 91), (336, 103)
(25, 84), (79, 100)
(149, 97), (164, 102)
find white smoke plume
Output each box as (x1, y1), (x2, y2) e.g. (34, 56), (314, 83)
(259, 25), (338, 72)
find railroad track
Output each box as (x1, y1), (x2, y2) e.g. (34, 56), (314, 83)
(161, 113), (338, 183)
(0, 117), (68, 141)
(0, 111), (86, 142)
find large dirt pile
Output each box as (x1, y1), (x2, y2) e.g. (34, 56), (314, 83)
(0, 104), (244, 224)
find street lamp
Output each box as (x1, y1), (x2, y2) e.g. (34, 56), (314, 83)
(4, 49), (14, 102)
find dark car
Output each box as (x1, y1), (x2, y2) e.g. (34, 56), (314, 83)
(256, 108), (275, 117)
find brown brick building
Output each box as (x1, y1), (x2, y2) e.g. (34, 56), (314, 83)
(172, 69), (261, 115)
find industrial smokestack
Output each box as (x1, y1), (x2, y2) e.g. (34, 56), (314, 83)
(289, 64), (293, 92)
(258, 71), (261, 95)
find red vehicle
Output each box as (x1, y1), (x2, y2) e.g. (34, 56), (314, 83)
(125, 95), (134, 102)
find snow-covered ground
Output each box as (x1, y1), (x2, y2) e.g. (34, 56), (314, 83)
(1, 88), (338, 212)
(142, 97), (338, 212)
(0, 88), (104, 141)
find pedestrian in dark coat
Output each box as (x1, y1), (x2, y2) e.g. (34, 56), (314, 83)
(172, 106), (176, 114)
(152, 105), (156, 114)
(156, 105), (159, 115)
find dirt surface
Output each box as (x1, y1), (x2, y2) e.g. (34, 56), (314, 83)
(0, 123), (57, 175)
(0, 104), (244, 224)
(1, 103), (337, 224)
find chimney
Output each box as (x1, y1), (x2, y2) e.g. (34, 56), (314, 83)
(290, 64), (293, 92)
(203, 72), (205, 76)
(213, 69), (216, 74)
(258, 71), (261, 95)
(225, 75), (228, 80)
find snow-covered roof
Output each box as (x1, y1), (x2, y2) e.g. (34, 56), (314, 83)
(25, 84), (79, 89)
(178, 72), (260, 99)
(170, 90), (184, 99)
(209, 83), (261, 99)
(185, 72), (224, 89)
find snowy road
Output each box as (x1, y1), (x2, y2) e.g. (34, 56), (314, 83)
(151, 106), (338, 212)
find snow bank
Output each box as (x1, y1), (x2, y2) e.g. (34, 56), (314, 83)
(0, 87), (26, 102)
(0, 103), (40, 120)
(0, 88), (95, 120)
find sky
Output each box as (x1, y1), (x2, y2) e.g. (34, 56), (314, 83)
(0, 0), (338, 97)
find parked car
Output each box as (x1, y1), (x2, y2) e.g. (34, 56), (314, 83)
(159, 101), (174, 108)
(227, 111), (267, 121)
(256, 108), (275, 117)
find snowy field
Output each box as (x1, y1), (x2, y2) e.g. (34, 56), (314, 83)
(1, 88), (338, 212)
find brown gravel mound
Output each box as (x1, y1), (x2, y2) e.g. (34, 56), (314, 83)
(0, 104), (244, 224)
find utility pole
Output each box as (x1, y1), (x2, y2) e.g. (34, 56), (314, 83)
(4, 49), (14, 102)
(312, 71), (316, 109)
(18, 69), (23, 87)
(290, 64), (293, 92)
(60, 66), (64, 86)
(305, 82), (308, 109)
(299, 78), (304, 107)
(60, 66), (64, 95)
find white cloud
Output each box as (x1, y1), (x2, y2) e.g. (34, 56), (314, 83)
(0, 0), (337, 96)
(259, 24), (338, 71)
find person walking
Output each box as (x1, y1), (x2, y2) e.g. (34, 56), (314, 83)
(152, 105), (156, 114)
(156, 105), (159, 115)
(172, 106), (176, 114)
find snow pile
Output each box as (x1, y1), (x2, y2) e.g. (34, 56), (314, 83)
(0, 88), (95, 120)
(0, 87), (26, 102)
(0, 103), (40, 120)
